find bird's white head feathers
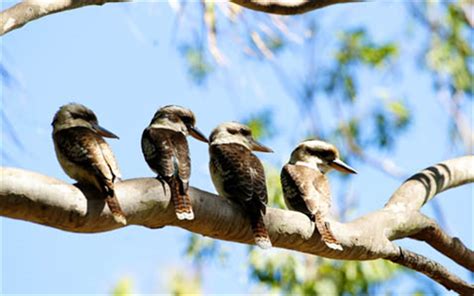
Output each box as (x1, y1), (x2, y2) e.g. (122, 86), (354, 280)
(148, 105), (196, 134)
(289, 140), (356, 174)
(148, 105), (208, 142)
(209, 122), (272, 152)
(52, 103), (98, 130)
(52, 103), (119, 139)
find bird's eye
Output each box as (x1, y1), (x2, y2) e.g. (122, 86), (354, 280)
(240, 128), (251, 136)
(319, 150), (334, 160)
(70, 112), (82, 119)
(228, 128), (238, 135)
(71, 111), (96, 123)
(181, 116), (193, 125)
(305, 147), (317, 155)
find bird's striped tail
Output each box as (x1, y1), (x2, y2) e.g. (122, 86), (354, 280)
(169, 178), (194, 220)
(251, 215), (272, 249)
(105, 193), (127, 225)
(314, 212), (343, 251)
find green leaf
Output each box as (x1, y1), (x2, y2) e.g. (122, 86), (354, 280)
(387, 100), (411, 129)
(179, 44), (214, 85)
(243, 109), (275, 141)
(186, 234), (227, 265)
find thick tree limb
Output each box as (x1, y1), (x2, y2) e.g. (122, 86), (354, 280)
(0, 0), (128, 36)
(386, 156), (474, 210)
(1, 156), (473, 293)
(229, 0), (361, 15)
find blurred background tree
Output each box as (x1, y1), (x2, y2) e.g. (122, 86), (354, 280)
(1, 0), (472, 295)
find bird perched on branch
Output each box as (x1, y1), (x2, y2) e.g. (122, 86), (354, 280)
(52, 103), (126, 225)
(141, 105), (208, 220)
(281, 140), (357, 250)
(209, 122), (273, 249)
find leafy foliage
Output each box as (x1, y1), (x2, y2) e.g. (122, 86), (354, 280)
(249, 251), (401, 295)
(243, 109), (276, 141)
(179, 43), (214, 85)
(371, 99), (411, 149)
(410, 2), (473, 152)
(423, 3), (473, 95)
(185, 234), (228, 266)
(329, 29), (398, 102)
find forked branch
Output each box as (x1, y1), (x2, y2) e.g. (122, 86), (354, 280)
(0, 156), (473, 293)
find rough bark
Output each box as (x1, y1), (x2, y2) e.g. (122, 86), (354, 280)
(1, 156), (473, 293)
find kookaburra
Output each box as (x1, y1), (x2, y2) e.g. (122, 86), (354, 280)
(280, 140), (357, 250)
(209, 122), (273, 249)
(52, 103), (126, 225)
(141, 105), (208, 220)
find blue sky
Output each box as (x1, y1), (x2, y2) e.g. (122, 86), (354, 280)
(1, 1), (472, 294)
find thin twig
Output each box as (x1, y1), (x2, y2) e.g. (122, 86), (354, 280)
(387, 247), (474, 294)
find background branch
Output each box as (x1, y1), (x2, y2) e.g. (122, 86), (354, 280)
(0, 0), (128, 36)
(1, 156), (473, 293)
(229, 0), (360, 15)
(387, 247), (474, 295)
(0, 0), (361, 37)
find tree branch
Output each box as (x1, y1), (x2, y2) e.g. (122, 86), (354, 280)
(1, 156), (473, 293)
(0, 0), (128, 36)
(386, 156), (474, 210)
(410, 215), (474, 272)
(229, 0), (361, 15)
(387, 247), (474, 295)
(0, 0), (363, 37)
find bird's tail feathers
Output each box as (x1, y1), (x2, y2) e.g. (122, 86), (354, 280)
(314, 212), (343, 251)
(170, 178), (194, 220)
(251, 215), (272, 249)
(105, 194), (127, 225)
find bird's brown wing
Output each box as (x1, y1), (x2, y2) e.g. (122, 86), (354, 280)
(98, 139), (121, 181)
(281, 164), (331, 217)
(54, 127), (119, 190)
(209, 143), (267, 213)
(281, 164), (313, 217)
(210, 143), (271, 249)
(281, 164), (340, 250)
(142, 127), (193, 220)
(54, 127), (126, 224)
(142, 127), (190, 188)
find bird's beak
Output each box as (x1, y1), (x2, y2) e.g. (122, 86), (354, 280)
(251, 139), (273, 153)
(188, 126), (209, 143)
(330, 158), (357, 174)
(93, 124), (119, 139)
